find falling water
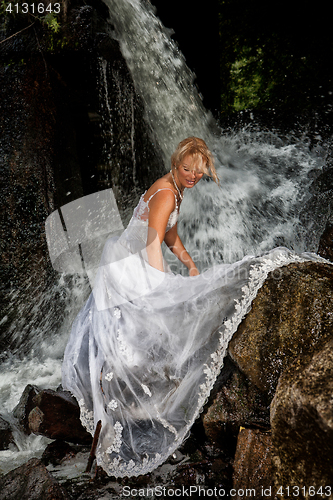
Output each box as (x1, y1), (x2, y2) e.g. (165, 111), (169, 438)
(0, 0), (330, 474)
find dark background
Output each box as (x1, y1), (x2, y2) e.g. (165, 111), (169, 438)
(151, 0), (333, 129)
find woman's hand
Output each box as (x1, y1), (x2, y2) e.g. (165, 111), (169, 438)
(189, 266), (200, 276)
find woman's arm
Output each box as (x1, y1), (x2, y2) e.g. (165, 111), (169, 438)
(146, 190), (176, 272)
(164, 223), (199, 276)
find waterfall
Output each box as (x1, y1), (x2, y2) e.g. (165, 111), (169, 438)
(103, 0), (217, 164)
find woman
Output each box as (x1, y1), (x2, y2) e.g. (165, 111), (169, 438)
(143, 137), (218, 276)
(62, 137), (317, 477)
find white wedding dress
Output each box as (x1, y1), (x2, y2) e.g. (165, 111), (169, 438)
(62, 189), (321, 477)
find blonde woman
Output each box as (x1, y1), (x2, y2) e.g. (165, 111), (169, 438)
(143, 137), (218, 275)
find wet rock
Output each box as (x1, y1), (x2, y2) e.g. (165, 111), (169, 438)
(28, 388), (92, 445)
(0, 0), (164, 355)
(203, 362), (270, 444)
(173, 459), (232, 495)
(232, 428), (273, 499)
(270, 338), (333, 491)
(12, 384), (40, 434)
(0, 457), (69, 500)
(318, 221), (333, 262)
(228, 261), (333, 397)
(41, 439), (79, 466)
(0, 415), (14, 450)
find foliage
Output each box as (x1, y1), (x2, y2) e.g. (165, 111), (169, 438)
(218, 0), (333, 115)
(43, 13), (60, 33)
(1, 0), (61, 49)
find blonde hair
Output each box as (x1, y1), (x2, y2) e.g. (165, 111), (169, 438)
(171, 137), (219, 185)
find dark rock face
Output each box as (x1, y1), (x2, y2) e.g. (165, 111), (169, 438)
(13, 384), (40, 434)
(0, 0), (164, 355)
(0, 458), (69, 500)
(202, 359), (270, 463)
(203, 362), (270, 437)
(28, 388), (92, 444)
(0, 415), (14, 450)
(318, 221), (333, 262)
(270, 338), (333, 492)
(228, 261), (333, 397)
(41, 440), (79, 466)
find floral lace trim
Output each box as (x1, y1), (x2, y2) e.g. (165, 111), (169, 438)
(116, 329), (133, 363)
(107, 399), (118, 411)
(78, 399), (94, 435)
(132, 192), (179, 231)
(96, 449), (163, 478)
(106, 421), (123, 454)
(141, 384), (152, 397)
(105, 371), (114, 382)
(154, 406), (178, 437)
(113, 307), (121, 319)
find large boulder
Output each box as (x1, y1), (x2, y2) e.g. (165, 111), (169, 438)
(0, 458), (69, 500)
(28, 388), (92, 445)
(203, 358), (270, 446)
(13, 384), (40, 434)
(270, 338), (333, 492)
(228, 261), (333, 397)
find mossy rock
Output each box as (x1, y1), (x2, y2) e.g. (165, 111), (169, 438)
(228, 261), (333, 397)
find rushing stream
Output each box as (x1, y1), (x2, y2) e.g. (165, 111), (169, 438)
(0, 0), (330, 476)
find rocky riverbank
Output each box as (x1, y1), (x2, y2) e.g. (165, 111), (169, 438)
(0, 258), (332, 499)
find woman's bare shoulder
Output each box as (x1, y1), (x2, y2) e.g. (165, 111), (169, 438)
(143, 175), (176, 202)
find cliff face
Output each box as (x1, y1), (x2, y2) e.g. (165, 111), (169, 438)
(0, 0), (163, 352)
(1, 1), (333, 496)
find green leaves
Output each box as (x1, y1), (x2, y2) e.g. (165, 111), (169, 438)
(43, 13), (60, 33)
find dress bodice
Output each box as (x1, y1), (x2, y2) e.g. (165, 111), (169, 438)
(132, 188), (179, 232)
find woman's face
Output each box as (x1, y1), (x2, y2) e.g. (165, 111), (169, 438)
(176, 155), (204, 189)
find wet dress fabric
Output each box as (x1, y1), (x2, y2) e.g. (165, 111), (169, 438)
(62, 189), (321, 477)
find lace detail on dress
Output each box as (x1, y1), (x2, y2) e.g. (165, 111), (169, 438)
(106, 421), (123, 454)
(116, 329), (134, 363)
(195, 250), (309, 415)
(133, 189), (179, 232)
(78, 399), (94, 435)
